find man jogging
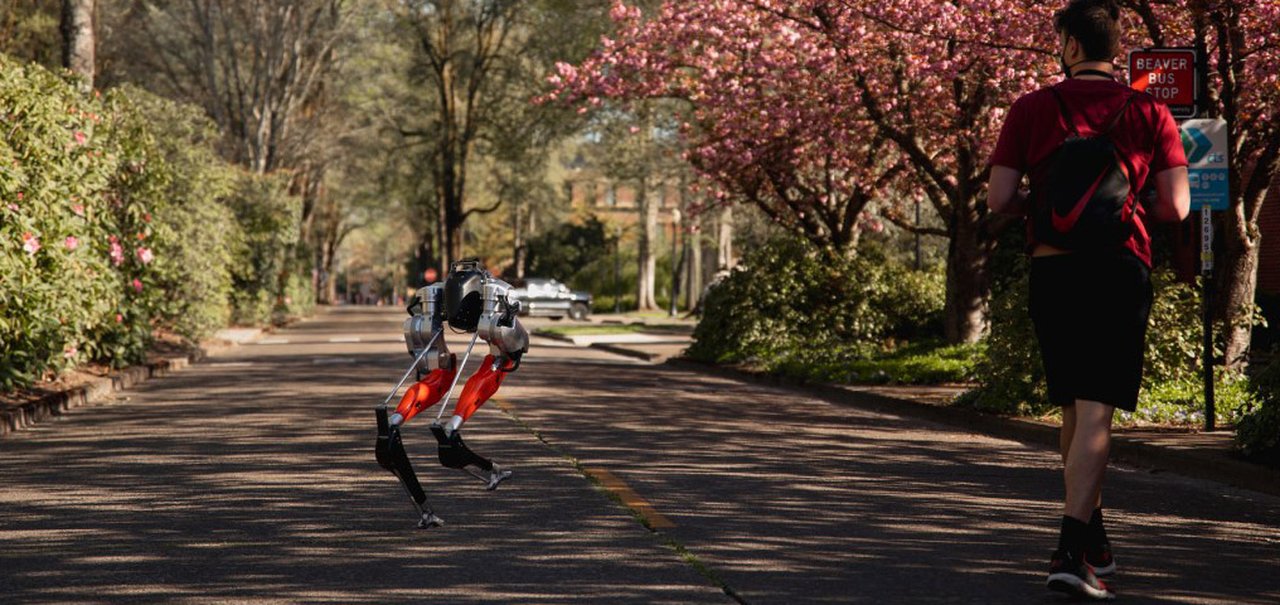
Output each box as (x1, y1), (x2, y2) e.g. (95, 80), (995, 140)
(986, 0), (1190, 600)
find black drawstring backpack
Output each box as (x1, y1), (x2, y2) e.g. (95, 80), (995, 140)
(1030, 87), (1138, 250)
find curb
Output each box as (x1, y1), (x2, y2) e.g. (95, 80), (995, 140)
(589, 343), (662, 362)
(534, 330), (669, 362)
(666, 357), (1280, 499)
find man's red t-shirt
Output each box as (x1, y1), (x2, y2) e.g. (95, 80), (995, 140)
(988, 78), (1188, 267)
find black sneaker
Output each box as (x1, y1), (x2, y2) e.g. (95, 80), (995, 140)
(1086, 541), (1116, 576)
(1047, 549), (1115, 601)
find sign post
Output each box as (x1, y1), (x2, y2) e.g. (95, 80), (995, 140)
(1181, 118), (1229, 431)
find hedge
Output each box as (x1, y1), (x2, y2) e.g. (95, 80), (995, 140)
(0, 55), (307, 389)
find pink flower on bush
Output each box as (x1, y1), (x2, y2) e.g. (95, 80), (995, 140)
(64, 236), (79, 250)
(21, 232), (40, 256)
(131, 278), (143, 293)
(136, 247), (153, 264)
(73, 131), (87, 145)
(63, 345), (77, 359)
(71, 203), (85, 216)
(109, 236), (124, 266)
(6, 203), (17, 212)
(115, 313), (124, 323)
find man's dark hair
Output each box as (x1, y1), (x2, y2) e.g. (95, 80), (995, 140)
(1054, 0), (1122, 61)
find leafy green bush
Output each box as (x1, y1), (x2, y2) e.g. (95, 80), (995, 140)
(1236, 354), (1280, 464)
(109, 87), (238, 341)
(687, 236), (946, 375)
(956, 268), (1048, 415)
(226, 172), (305, 325)
(1, 54), (306, 389)
(1, 55), (127, 386)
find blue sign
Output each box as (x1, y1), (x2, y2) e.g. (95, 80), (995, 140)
(1180, 119), (1229, 210)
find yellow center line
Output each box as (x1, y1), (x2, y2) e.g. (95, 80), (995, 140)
(584, 467), (677, 529)
(493, 397), (675, 530)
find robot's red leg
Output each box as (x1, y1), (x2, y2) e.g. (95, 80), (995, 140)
(392, 367), (457, 425)
(453, 355), (507, 422)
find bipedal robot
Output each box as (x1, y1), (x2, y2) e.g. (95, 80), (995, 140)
(375, 259), (529, 529)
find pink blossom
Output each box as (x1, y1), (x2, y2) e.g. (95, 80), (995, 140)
(71, 204), (85, 216)
(73, 131), (87, 145)
(64, 236), (79, 250)
(109, 236), (124, 266)
(115, 313), (124, 323)
(6, 204), (17, 212)
(136, 247), (153, 264)
(131, 278), (143, 293)
(63, 345), (77, 359)
(21, 232), (40, 256)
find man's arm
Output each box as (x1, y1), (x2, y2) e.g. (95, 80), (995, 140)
(986, 165), (1029, 215)
(1149, 166), (1191, 222)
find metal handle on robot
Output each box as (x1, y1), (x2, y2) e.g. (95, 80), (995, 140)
(498, 295), (520, 328)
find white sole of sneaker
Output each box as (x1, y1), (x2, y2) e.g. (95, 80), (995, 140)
(1048, 572), (1115, 601)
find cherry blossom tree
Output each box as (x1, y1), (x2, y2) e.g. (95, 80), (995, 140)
(546, 1), (904, 260)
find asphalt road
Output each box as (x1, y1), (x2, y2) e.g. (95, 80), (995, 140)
(2, 306), (1278, 604)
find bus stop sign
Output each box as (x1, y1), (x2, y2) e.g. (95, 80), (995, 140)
(1180, 119), (1229, 210)
(1128, 48), (1198, 119)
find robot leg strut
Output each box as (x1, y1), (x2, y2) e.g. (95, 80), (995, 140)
(375, 406), (444, 529)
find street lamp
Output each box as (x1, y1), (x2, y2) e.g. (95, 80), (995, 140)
(669, 208), (681, 317)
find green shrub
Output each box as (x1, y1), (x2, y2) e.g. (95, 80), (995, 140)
(956, 268), (1048, 415)
(0, 54), (294, 390)
(687, 235), (946, 374)
(1, 55), (126, 386)
(1237, 354), (1280, 464)
(227, 172), (304, 325)
(108, 87), (238, 341)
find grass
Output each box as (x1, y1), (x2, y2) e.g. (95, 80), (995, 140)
(845, 342), (981, 385)
(769, 340), (982, 386)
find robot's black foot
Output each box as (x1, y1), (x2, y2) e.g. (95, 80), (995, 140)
(465, 464), (513, 490)
(485, 466), (513, 491)
(418, 510), (445, 529)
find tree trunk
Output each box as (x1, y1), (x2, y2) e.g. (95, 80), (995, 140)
(60, 0), (95, 90)
(1217, 203), (1260, 369)
(686, 222), (703, 309)
(512, 198), (527, 279)
(943, 209), (992, 344)
(716, 205), (735, 270)
(637, 179), (657, 310)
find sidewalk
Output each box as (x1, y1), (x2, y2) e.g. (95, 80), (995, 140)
(542, 329), (1280, 499)
(0, 327), (264, 438)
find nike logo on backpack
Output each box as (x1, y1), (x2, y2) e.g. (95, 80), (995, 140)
(1052, 169), (1110, 233)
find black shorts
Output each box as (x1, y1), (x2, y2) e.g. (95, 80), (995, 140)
(1029, 252), (1152, 412)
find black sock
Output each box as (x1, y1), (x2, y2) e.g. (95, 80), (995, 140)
(1089, 507), (1109, 547)
(1058, 515), (1091, 560)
